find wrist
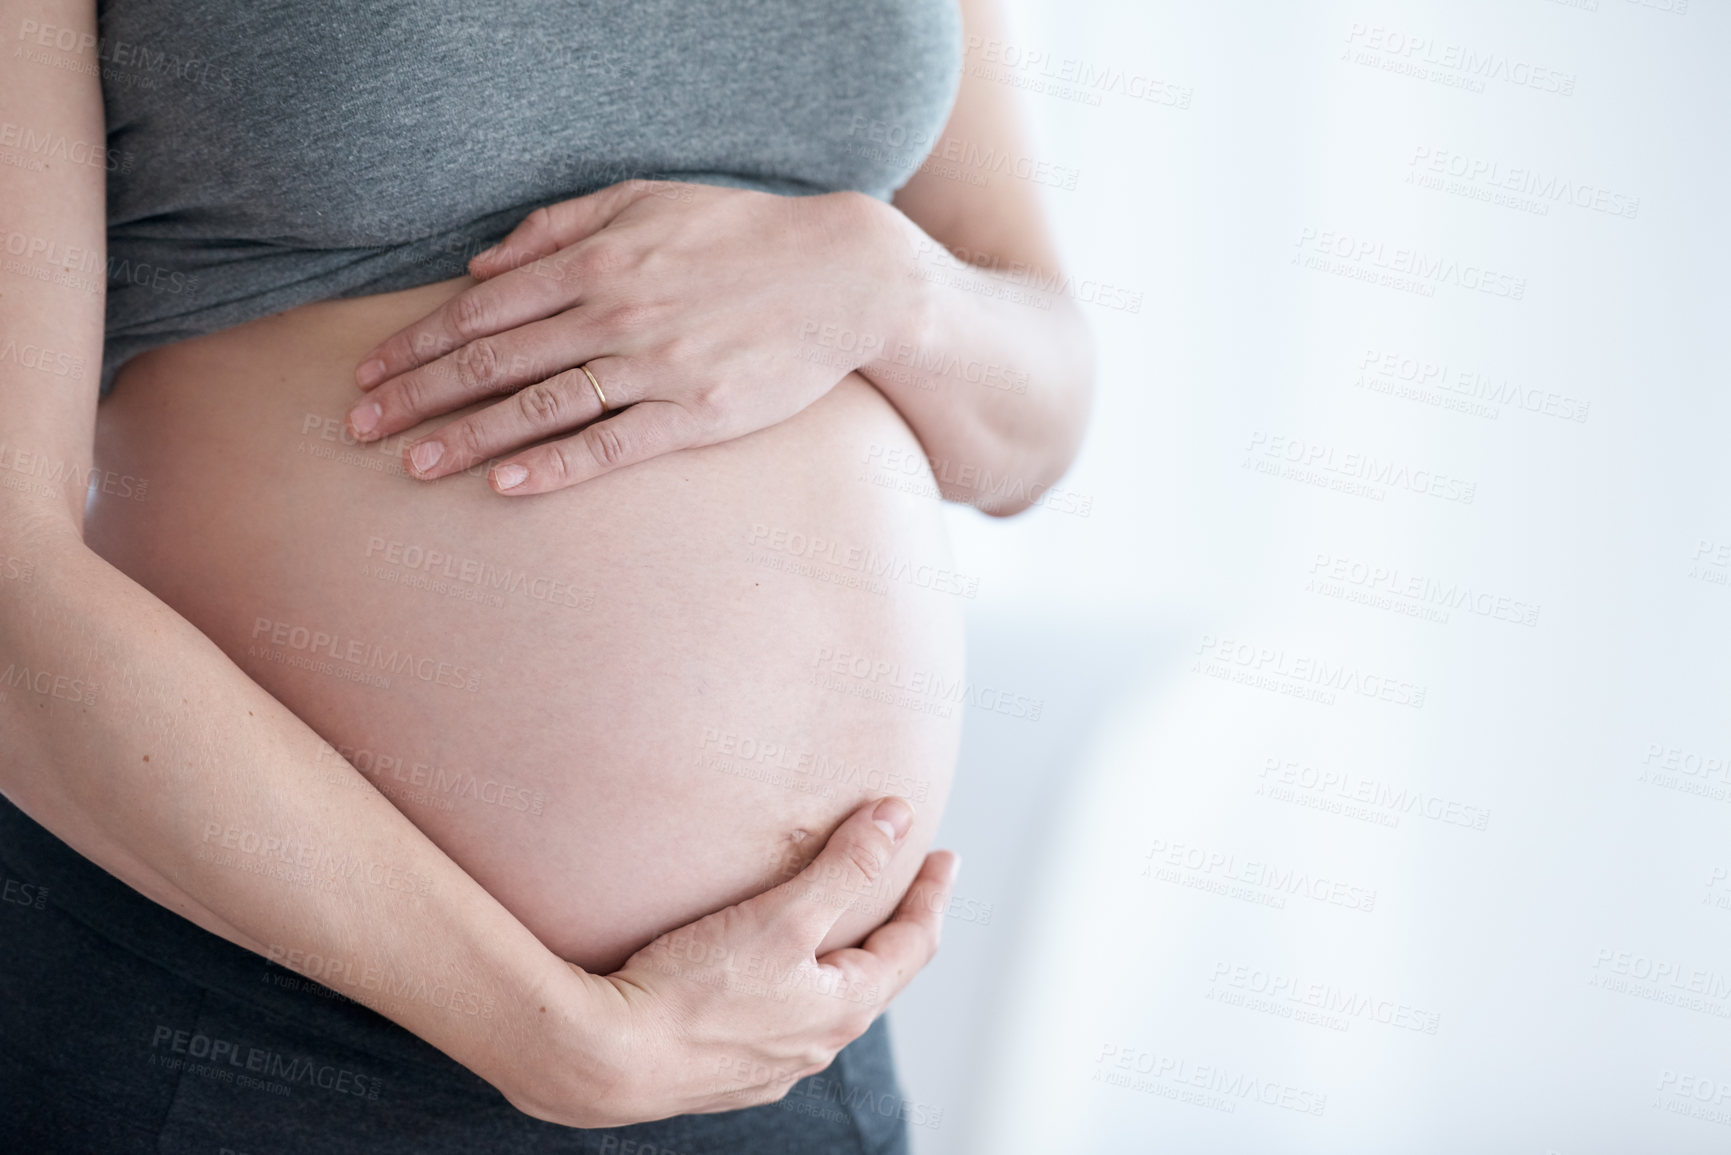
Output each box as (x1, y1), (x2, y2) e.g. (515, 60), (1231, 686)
(881, 218), (939, 383)
(818, 191), (935, 378)
(500, 963), (637, 1128)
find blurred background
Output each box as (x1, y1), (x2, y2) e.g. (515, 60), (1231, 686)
(887, 0), (1729, 1151)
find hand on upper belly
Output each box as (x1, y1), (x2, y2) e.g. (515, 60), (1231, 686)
(341, 181), (924, 498)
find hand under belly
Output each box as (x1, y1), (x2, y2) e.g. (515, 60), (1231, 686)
(86, 277), (964, 974)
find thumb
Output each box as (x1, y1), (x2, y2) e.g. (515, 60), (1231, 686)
(469, 182), (650, 278)
(748, 796), (916, 948)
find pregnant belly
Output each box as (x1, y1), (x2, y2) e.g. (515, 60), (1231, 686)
(85, 277), (964, 974)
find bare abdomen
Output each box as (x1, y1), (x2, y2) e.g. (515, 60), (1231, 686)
(86, 278), (963, 973)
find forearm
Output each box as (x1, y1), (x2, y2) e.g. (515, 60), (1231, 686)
(0, 525), (597, 1106)
(854, 215), (1095, 516)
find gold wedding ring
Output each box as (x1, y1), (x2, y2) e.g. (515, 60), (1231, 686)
(579, 362), (609, 410)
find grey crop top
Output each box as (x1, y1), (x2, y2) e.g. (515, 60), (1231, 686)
(96, 0), (962, 393)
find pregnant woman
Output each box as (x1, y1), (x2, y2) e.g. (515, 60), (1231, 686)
(0, 0), (1091, 1151)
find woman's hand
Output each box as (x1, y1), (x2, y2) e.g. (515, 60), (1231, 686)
(345, 181), (925, 495)
(505, 795), (959, 1128)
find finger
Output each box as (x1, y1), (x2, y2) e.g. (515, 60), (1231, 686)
(404, 363), (616, 479)
(349, 313), (604, 444)
(820, 850), (960, 1007)
(742, 797), (917, 948)
(355, 261), (583, 391)
(468, 182), (653, 280)
(488, 397), (704, 496)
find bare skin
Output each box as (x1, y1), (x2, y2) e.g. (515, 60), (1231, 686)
(0, 0), (1089, 1126)
(87, 278), (965, 974)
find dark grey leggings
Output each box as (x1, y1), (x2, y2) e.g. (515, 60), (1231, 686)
(0, 795), (911, 1154)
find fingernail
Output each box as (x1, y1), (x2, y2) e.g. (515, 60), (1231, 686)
(493, 464), (529, 491)
(945, 853), (962, 884)
(348, 401), (380, 437)
(872, 796), (914, 843)
(472, 245), (498, 266)
(409, 440), (443, 475)
(356, 358), (388, 388)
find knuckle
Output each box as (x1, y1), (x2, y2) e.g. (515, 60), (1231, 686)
(637, 410), (676, 452)
(405, 330), (439, 363)
(584, 421), (632, 468)
(541, 445), (574, 484)
(525, 204), (556, 234)
(599, 301), (653, 337)
(823, 1019), (858, 1051)
(517, 381), (567, 427)
(573, 243), (615, 280)
(453, 339), (503, 390)
(395, 374), (430, 416)
(658, 330), (699, 365)
(450, 291), (494, 340)
(686, 379), (727, 424)
(840, 840), (886, 882)
(533, 251), (575, 286)
(448, 419), (488, 463)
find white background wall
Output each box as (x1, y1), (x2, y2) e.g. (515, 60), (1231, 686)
(889, 1), (1729, 1151)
